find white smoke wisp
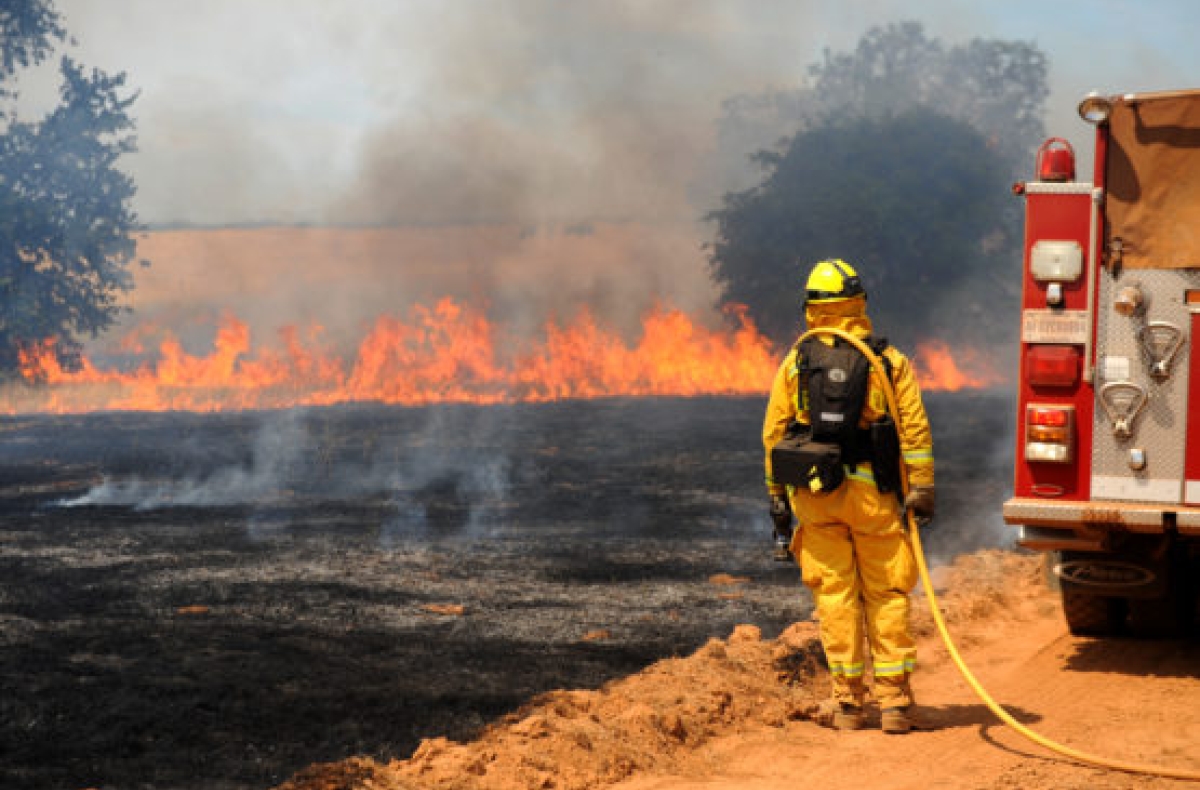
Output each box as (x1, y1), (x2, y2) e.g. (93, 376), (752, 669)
(56, 410), (314, 509)
(920, 389), (1020, 568)
(53, 406), (517, 549)
(380, 454), (511, 547)
(380, 407), (514, 545)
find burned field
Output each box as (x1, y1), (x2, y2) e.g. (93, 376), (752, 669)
(0, 393), (1013, 790)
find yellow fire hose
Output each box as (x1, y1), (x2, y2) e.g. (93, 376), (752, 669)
(797, 326), (1200, 782)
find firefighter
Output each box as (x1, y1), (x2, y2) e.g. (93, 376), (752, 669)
(763, 258), (935, 734)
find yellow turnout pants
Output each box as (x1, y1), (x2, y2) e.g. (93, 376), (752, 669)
(788, 467), (918, 709)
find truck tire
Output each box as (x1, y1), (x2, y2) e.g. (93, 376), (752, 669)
(1061, 588), (1126, 636)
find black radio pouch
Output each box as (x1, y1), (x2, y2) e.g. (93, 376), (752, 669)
(770, 423), (845, 494)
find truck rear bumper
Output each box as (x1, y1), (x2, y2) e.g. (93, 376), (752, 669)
(1003, 496), (1200, 551)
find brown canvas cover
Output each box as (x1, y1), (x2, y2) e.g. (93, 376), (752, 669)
(1106, 89), (1200, 269)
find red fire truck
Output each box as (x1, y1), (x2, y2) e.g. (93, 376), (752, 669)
(1005, 89), (1200, 637)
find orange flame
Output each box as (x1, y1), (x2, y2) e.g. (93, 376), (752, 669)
(913, 340), (1002, 392)
(7, 306), (1000, 414)
(7, 299), (779, 414)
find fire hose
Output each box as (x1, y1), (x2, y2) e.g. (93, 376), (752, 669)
(796, 326), (1200, 782)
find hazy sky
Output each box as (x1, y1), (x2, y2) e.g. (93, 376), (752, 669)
(18, 0), (1200, 227)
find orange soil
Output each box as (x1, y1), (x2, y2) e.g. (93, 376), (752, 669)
(274, 550), (1200, 790)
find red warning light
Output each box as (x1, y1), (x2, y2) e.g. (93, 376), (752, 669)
(1036, 137), (1076, 182)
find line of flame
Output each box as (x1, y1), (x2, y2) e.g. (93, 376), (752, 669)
(6, 301), (997, 414)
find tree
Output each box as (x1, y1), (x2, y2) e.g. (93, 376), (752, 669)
(706, 22), (1047, 351)
(804, 21), (1047, 168)
(711, 22), (1048, 190)
(708, 107), (1017, 350)
(0, 0), (140, 376)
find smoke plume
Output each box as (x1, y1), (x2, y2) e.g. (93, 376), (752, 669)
(56, 407), (513, 540)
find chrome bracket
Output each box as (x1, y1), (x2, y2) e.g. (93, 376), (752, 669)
(1137, 321), (1184, 380)
(1106, 236), (1124, 276)
(1099, 381), (1147, 440)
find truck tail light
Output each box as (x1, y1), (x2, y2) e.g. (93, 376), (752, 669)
(1026, 345), (1081, 388)
(1026, 404), (1075, 463)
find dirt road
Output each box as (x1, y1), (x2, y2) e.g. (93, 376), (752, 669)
(279, 551), (1200, 790)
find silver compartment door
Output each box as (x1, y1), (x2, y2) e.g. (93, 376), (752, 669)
(1091, 268), (1195, 503)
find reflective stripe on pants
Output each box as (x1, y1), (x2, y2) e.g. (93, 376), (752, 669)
(791, 470), (918, 708)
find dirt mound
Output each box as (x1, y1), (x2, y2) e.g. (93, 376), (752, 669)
(278, 621), (822, 790)
(275, 549), (1066, 790)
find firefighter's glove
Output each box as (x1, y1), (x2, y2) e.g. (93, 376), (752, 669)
(904, 485), (936, 528)
(770, 494), (794, 561)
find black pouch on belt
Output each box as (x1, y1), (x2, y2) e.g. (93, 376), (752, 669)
(869, 414), (902, 495)
(770, 424), (844, 494)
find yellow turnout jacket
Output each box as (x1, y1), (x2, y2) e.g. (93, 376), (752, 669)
(762, 295), (934, 497)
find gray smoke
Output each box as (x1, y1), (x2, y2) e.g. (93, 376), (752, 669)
(33, 3), (842, 351)
(39, 3), (1160, 364)
(56, 409), (513, 542)
(40, 1), (1187, 229)
(57, 410), (327, 508)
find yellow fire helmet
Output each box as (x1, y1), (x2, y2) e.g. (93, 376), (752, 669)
(804, 258), (866, 304)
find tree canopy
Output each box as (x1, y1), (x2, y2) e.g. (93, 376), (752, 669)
(709, 107), (1015, 349)
(0, 0), (140, 376)
(707, 22), (1048, 351)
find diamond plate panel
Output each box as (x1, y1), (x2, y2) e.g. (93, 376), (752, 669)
(1092, 267), (1200, 502)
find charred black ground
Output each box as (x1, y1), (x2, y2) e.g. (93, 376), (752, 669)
(0, 392), (1013, 790)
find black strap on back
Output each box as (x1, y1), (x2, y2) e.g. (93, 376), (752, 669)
(796, 334), (892, 465)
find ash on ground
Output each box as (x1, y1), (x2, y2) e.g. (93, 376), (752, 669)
(0, 392), (1014, 790)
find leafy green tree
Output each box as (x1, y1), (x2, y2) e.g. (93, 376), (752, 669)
(708, 107), (1018, 350)
(0, 0), (140, 376)
(707, 22), (1046, 350)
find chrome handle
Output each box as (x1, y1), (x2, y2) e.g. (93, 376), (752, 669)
(1099, 381), (1147, 440)
(1137, 321), (1184, 380)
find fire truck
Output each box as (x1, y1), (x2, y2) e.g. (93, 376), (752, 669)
(1004, 89), (1200, 637)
